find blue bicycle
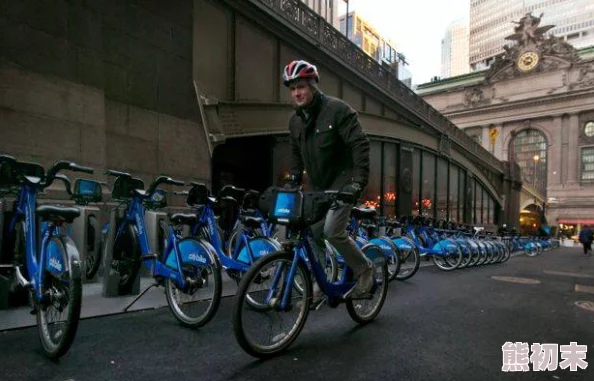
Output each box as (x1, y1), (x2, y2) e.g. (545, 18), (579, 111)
(104, 171), (222, 328)
(232, 187), (388, 358)
(182, 182), (281, 287)
(0, 155), (93, 359)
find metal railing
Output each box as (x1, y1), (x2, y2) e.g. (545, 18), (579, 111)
(252, 0), (503, 173)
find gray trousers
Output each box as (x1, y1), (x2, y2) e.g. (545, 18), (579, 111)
(310, 201), (369, 276)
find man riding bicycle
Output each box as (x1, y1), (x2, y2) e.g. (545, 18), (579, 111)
(281, 59), (374, 301)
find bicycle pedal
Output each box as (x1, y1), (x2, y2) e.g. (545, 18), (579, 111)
(311, 298), (327, 311)
(142, 254), (158, 261)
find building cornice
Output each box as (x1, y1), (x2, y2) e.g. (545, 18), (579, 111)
(441, 88), (594, 121)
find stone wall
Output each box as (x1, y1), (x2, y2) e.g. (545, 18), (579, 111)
(0, 0), (210, 189)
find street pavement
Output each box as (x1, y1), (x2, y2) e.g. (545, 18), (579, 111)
(1, 246), (593, 381)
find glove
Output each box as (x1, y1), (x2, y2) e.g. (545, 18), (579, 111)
(340, 181), (363, 202)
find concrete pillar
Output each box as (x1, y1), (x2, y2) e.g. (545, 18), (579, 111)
(567, 113), (580, 184)
(549, 115), (563, 186)
(501, 161), (523, 230)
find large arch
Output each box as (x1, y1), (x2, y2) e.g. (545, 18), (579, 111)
(508, 128), (548, 196)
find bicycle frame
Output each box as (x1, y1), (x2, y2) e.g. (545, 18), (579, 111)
(191, 204), (260, 271)
(10, 186), (56, 300)
(114, 196), (188, 289)
(274, 232), (358, 311)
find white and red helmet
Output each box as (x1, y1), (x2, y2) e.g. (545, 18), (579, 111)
(282, 60), (320, 87)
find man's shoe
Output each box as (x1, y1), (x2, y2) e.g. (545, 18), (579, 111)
(344, 261), (374, 300)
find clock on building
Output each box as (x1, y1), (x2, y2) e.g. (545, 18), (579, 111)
(517, 51), (540, 72)
(585, 121), (594, 137)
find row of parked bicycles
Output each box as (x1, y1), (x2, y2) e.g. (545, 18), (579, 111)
(0, 154), (557, 360)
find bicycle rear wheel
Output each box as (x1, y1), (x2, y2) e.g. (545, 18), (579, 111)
(346, 244), (389, 324)
(232, 251), (311, 359)
(165, 238), (223, 328)
(37, 235), (82, 360)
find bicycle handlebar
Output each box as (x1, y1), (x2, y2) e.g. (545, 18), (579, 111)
(146, 175), (185, 196)
(105, 169), (131, 178)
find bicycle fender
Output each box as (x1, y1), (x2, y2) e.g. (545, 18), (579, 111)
(369, 237), (397, 259)
(165, 238), (220, 268)
(58, 235), (82, 281)
(236, 237), (281, 264)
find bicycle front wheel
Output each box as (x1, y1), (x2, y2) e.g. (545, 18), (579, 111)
(232, 251), (311, 359)
(37, 235), (83, 360)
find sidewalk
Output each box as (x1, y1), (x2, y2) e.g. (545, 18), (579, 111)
(0, 274), (239, 331)
(0, 248), (546, 331)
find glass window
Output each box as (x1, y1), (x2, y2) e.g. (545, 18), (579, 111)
(482, 187), (488, 225)
(422, 151), (436, 217)
(470, 178), (476, 224)
(412, 148), (421, 216)
(382, 143), (397, 218)
(511, 129), (547, 195)
(361, 141), (382, 209)
(436, 158), (448, 221)
(488, 195), (494, 225)
(458, 169), (466, 223)
(580, 146), (594, 181)
(449, 165), (459, 222)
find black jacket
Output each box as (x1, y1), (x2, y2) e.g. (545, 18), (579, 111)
(288, 92), (370, 191)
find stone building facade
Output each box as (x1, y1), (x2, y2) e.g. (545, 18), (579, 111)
(418, 13), (594, 235)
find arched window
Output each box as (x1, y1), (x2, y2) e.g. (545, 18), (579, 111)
(510, 129), (547, 196)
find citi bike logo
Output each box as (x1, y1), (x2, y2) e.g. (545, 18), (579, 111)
(49, 257), (63, 272)
(188, 253), (207, 264)
(380, 244), (391, 252)
(277, 208), (291, 214)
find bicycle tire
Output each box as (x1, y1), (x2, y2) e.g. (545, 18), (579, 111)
(85, 214), (102, 280)
(37, 235), (82, 360)
(232, 251), (311, 359)
(165, 237), (223, 328)
(346, 244), (389, 324)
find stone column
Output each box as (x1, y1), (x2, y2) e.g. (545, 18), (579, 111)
(549, 115), (563, 186)
(567, 113), (580, 185)
(481, 126), (490, 151)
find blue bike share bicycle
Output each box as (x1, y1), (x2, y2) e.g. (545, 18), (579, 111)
(103, 170), (222, 328)
(232, 187), (388, 358)
(0, 155), (93, 359)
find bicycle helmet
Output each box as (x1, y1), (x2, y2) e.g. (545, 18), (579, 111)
(282, 60), (320, 86)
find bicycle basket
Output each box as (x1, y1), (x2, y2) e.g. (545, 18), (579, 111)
(73, 178), (102, 203)
(266, 188), (303, 225)
(145, 189), (167, 210)
(112, 176), (145, 200)
(301, 191), (331, 225)
(218, 196), (239, 231)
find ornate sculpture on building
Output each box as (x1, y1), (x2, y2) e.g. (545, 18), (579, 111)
(485, 12), (580, 83)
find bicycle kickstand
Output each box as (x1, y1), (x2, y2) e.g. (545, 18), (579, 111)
(123, 283), (159, 312)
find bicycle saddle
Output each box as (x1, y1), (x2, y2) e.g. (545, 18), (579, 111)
(168, 213), (198, 226)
